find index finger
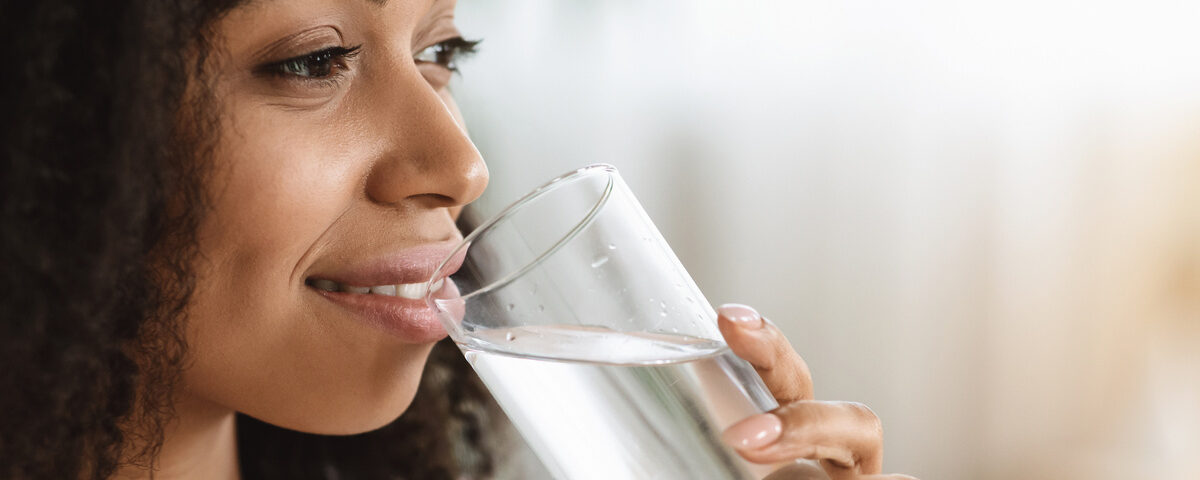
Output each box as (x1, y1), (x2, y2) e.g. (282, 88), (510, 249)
(717, 303), (813, 403)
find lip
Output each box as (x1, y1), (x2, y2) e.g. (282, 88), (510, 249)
(305, 242), (467, 343)
(309, 243), (465, 287)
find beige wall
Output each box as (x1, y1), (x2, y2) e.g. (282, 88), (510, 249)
(454, 1), (1200, 478)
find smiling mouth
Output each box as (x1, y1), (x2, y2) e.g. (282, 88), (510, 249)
(304, 277), (445, 300)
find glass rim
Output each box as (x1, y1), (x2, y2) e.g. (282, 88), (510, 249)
(427, 163), (618, 304)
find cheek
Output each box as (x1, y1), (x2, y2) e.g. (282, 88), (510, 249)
(178, 105), (430, 434)
(194, 105), (347, 333)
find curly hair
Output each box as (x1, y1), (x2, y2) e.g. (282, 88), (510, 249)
(1, 1), (498, 479)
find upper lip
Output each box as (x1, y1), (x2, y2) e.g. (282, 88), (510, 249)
(305, 240), (466, 288)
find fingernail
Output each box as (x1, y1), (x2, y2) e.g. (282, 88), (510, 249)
(718, 303), (763, 329)
(721, 413), (783, 450)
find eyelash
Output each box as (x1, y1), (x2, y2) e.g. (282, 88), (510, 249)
(414, 37), (480, 73)
(259, 37), (480, 86)
(259, 45), (362, 85)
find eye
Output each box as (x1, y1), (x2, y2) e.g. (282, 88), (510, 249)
(414, 37), (480, 73)
(259, 45), (362, 80)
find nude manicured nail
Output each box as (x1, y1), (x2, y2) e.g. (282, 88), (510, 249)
(718, 303), (763, 329)
(721, 413), (783, 450)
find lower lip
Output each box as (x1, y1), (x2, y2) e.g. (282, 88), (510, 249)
(310, 282), (454, 344)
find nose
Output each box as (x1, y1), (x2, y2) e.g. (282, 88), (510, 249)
(364, 70), (488, 211)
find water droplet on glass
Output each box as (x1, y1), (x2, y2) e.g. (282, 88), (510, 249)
(537, 304), (545, 312)
(590, 255), (609, 268)
(685, 296), (694, 304)
(659, 301), (666, 309)
(506, 332), (516, 341)
(607, 243), (617, 250)
(506, 303), (515, 311)
(659, 310), (668, 317)
(671, 327), (679, 333)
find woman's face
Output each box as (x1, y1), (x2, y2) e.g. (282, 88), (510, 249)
(182, 0), (486, 434)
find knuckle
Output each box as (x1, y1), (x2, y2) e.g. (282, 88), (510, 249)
(794, 443), (819, 459)
(843, 401), (883, 438)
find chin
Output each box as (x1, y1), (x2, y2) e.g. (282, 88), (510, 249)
(236, 347), (434, 436)
(317, 384), (423, 436)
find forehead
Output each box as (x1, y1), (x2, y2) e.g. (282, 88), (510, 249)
(231, 0), (456, 23)
(215, 0), (459, 53)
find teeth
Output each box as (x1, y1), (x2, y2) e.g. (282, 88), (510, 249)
(369, 285), (397, 296)
(309, 278), (445, 298)
(394, 282), (427, 300)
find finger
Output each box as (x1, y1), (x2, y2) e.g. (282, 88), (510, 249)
(717, 303), (813, 403)
(858, 476), (920, 480)
(722, 401), (884, 474)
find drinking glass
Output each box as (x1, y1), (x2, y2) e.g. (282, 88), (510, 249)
(426, 164), (780, 480)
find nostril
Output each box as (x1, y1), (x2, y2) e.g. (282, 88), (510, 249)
(407, 192), (459, 209)
(362, 162), (469, 208)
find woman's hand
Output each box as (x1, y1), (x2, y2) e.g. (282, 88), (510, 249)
(717, 304), (917, 480)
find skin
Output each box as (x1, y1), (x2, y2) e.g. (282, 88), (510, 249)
(718, 306), (917, 480)
(113, 0), (915, 479)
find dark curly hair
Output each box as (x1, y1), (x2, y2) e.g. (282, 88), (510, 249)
(1, 1), (499, 479)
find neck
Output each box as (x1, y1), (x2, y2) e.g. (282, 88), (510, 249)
(114, 393), (241, 480)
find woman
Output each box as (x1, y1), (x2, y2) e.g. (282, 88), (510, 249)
(0, 0), (914, 479)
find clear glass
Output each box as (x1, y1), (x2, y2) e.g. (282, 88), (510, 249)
(427, 164), (779, 480)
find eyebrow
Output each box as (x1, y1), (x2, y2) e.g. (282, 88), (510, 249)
(370, 0), (455, 9)
(369, 0), (457, 11)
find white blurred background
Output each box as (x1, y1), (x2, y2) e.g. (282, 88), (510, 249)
(451, 1), (1200, 478)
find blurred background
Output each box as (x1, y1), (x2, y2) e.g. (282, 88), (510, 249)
(451, 0), (1200, 478)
